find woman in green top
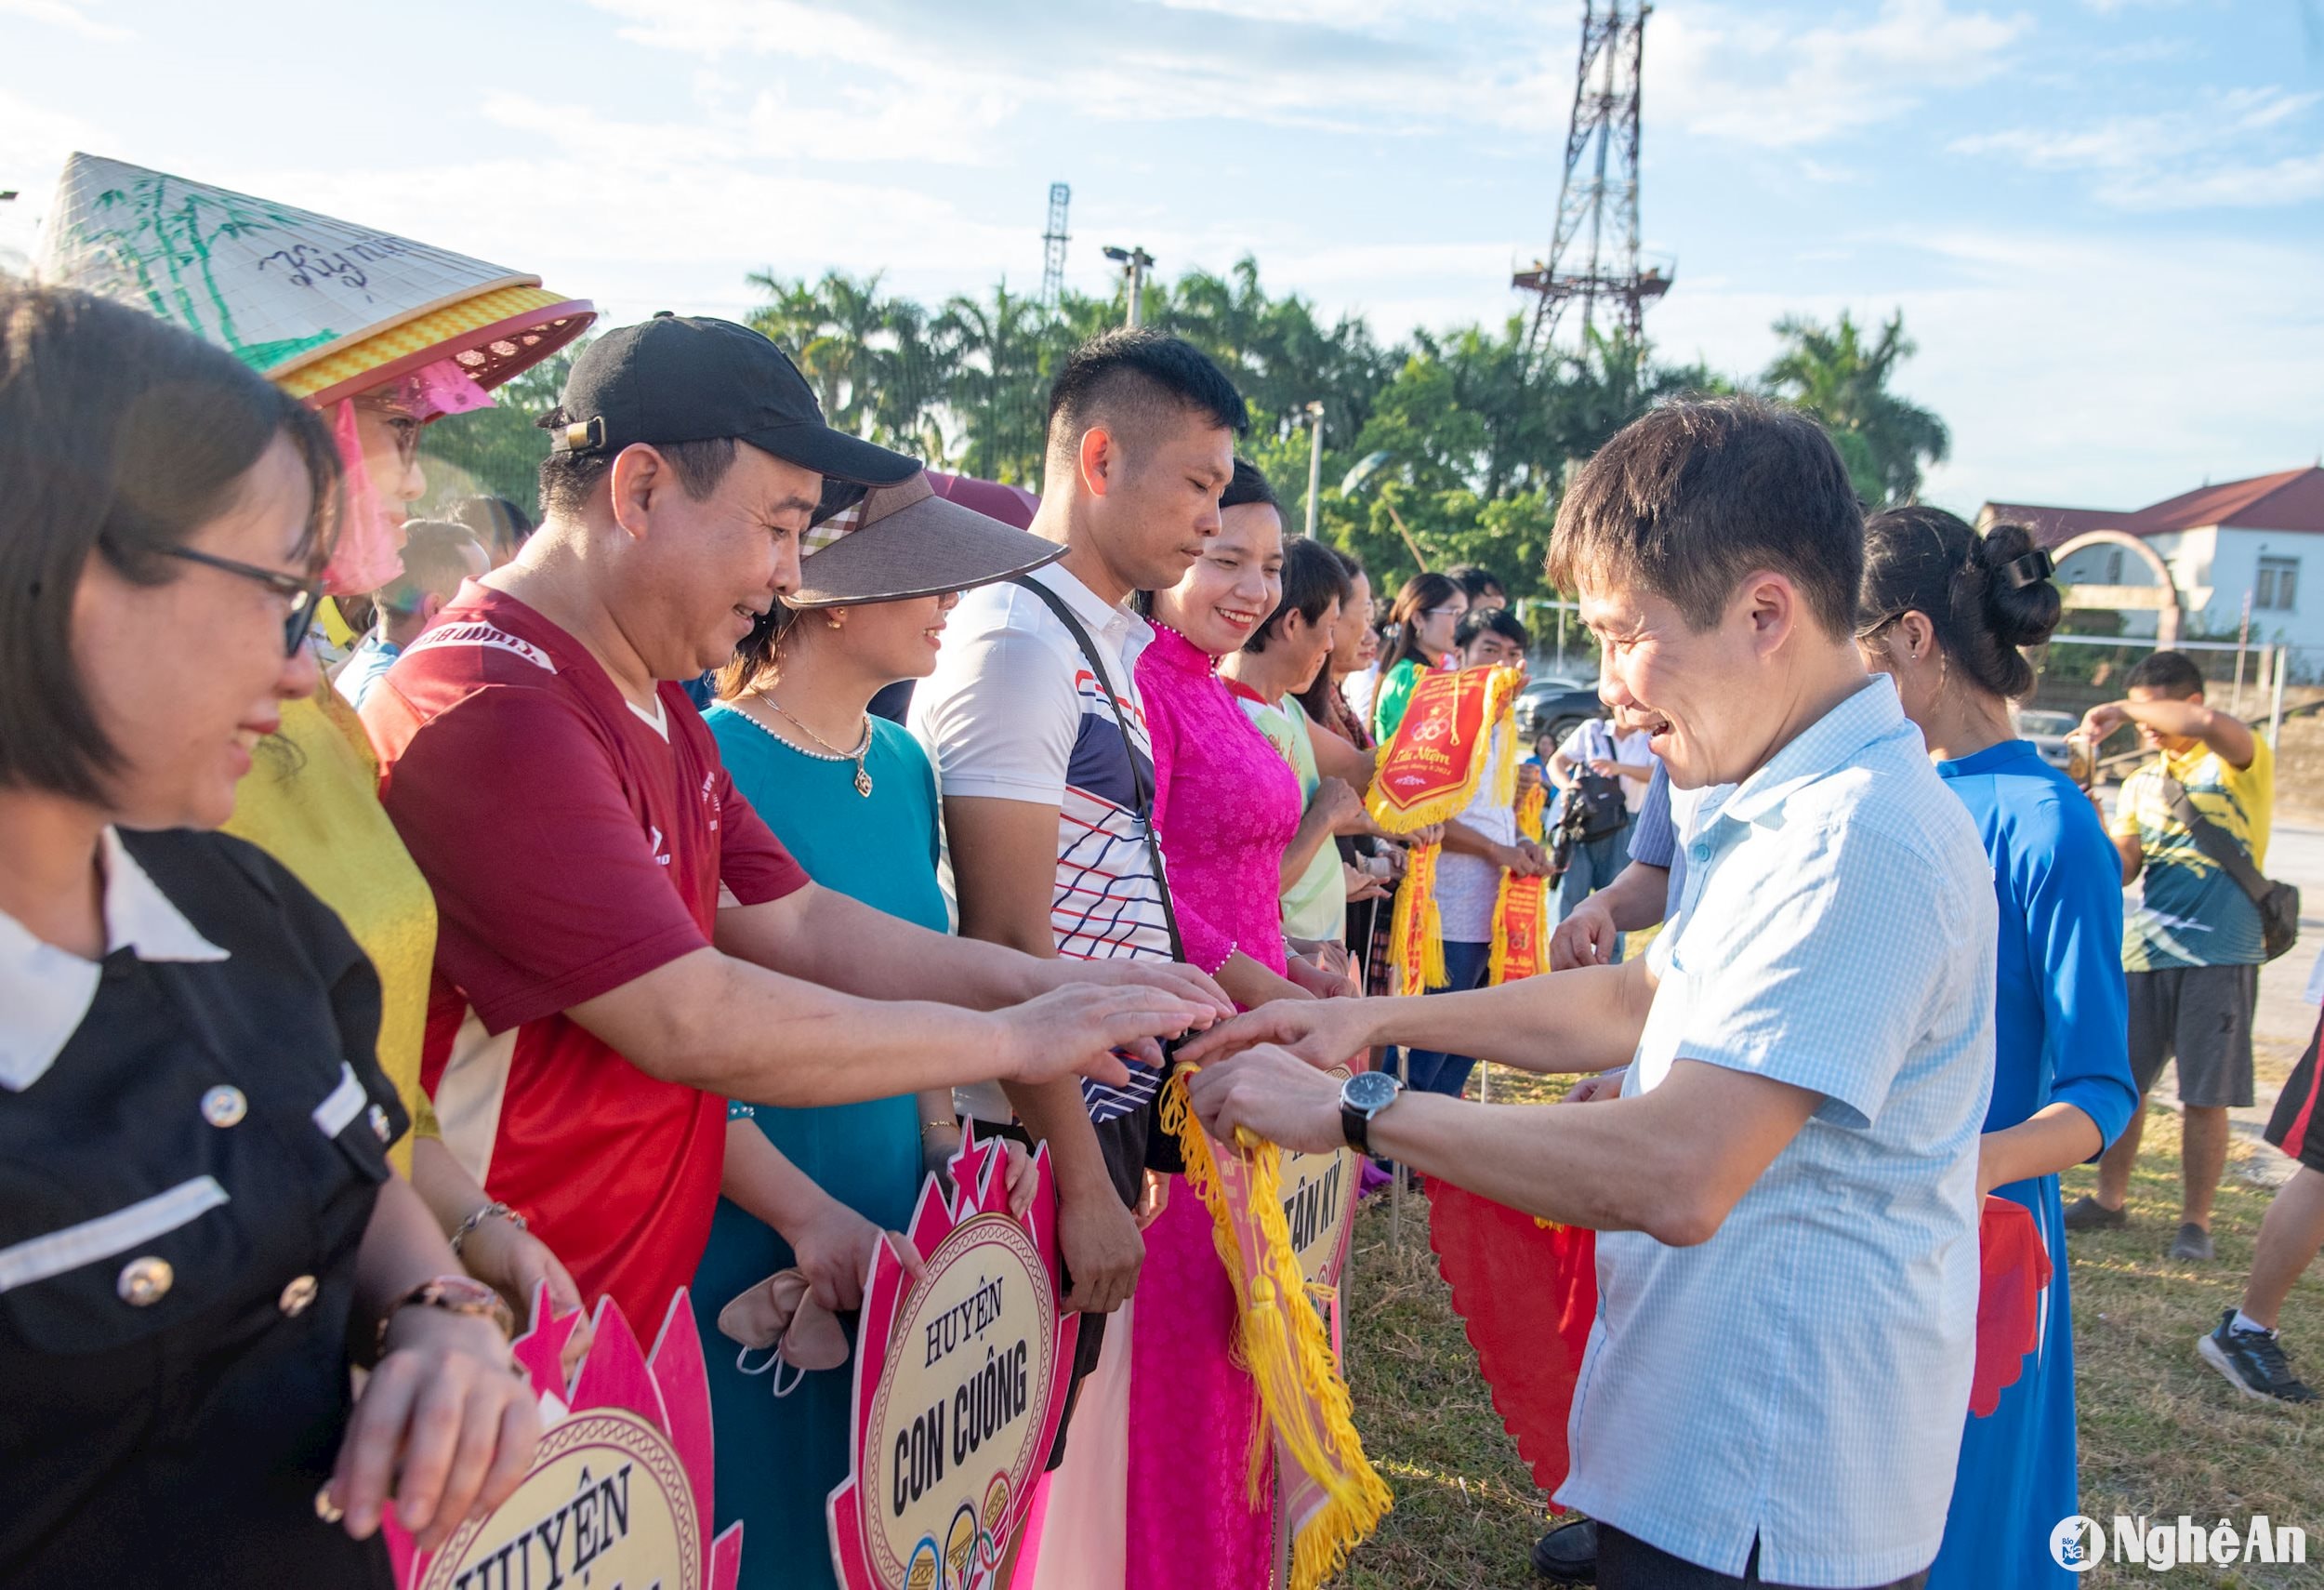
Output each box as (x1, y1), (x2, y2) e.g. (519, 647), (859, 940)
(1370, 570), (1468, 741)
(689, 472), (1060, 1590)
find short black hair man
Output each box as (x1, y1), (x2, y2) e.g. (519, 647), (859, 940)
(1183, 396), (1999, 1590)
(2067, 649), (2275, 1265)
(911, 328), (1252, 1590)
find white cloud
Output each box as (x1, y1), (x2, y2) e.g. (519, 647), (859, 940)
(1649, 0), (2032, 149)
(576, 0), (1571, 137)
(1953, 86), (2324, 208)
(1651, 227), (2324, 513)
(0, 0), (129, 42)
(0, 90), (112, 272)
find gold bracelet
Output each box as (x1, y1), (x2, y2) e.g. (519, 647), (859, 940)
(449, 1199), (526, 1257)
(921, 1118), (958, 1134)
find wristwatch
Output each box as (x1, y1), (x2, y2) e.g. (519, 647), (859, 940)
(376, 1274), (518, 1356)
(1339, 1070), (1404, 1154)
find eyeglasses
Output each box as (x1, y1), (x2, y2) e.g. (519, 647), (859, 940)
(1424, 603), (1467, 619)
(159, 546), (326, 657)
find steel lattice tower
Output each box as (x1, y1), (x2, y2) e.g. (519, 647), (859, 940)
(1512, 3), (1670, 354)
(1040, 183), (1071, 311)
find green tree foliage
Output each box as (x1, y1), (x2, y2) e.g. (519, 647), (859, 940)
(1763, 310), (1948, 507)
(423, 263), (1946, 602)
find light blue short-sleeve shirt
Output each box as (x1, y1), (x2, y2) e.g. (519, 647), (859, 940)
(1557, 675), (1998, 1588)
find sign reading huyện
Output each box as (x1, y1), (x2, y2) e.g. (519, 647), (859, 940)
(826, 1130), (1077, 1590)
(1367, 666), (1525, 996)
(1489, 872), (1553, 985)
(386, 1287), (742, 1590)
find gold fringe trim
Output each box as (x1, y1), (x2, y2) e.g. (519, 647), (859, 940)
(1490, 716), (1520, 812)
(1487, 870), (1516, 986)
(1389, 842), (1446, 996)
(1517, 781), (1548, 844)
(1162, 1077), (1393, 1589)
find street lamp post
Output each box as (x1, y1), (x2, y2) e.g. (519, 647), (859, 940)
(1302, 401), (1325, 537)
(1101, 245), (1153, 327)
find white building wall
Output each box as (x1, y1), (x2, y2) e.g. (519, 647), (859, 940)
(2174, 526), (2324, 648)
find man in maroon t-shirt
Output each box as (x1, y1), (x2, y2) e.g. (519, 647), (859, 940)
(363, 316), (1223, 1327)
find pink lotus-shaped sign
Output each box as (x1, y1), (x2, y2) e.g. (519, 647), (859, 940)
(388, 1290), (740, 1590)
(827, 1129), (1079, 1590)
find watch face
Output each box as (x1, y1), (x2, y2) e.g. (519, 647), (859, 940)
(1343, 1070), (1400, 1113)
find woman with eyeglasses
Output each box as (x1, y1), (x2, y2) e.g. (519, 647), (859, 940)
(40, 160), (599, 1353)
(0, 285), (537, 1586)
(1369, 570), (1468, 741)
(1856, 506), (2135, 1590)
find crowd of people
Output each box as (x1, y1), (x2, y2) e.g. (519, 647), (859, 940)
(4, 221), (2320, 1590)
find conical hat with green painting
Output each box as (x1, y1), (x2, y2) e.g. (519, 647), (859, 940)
(35, 152), (593, 407)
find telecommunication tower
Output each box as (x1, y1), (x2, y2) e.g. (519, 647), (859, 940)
(1512, 3), (1670, 353)
(1040, 182), (1071, 310)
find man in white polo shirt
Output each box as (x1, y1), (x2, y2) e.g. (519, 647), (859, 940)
(1185, 397), (1997, 1590)
(912, 328), (1250, 1586)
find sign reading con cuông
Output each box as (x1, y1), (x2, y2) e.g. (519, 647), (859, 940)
(827, 1131), (1078, 1590)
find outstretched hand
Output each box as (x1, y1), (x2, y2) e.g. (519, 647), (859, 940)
(997, 983), (1216, 1088)
(1173, 995), (1374, 1070)
(1043, 956), (1235, 1021)
(1186, 1047), (1350, 1155)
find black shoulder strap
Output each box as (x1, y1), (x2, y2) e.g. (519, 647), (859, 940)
(1009, 576), (1187, 963)
(2160, 774), (2275, 906)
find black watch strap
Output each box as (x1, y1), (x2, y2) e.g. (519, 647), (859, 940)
(1341, 1098), (1372, 1154)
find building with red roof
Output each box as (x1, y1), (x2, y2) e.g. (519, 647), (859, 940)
(1978, 466), (2324, 645)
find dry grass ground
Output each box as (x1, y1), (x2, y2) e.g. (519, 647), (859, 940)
(1327, 1070), (2324, 1590)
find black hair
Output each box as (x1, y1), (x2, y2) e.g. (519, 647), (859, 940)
(1045, 328), (1248, 470)
(716, 599), (807, 701)
(0, 285), (341, 803)
(1455, 605), (1530, 654)
(2127, 649), (2207, 698)
(1444, 562), (1505, 602)
(1550, 396), (1862, 640)
(1859, 506), (2062, 700)
(1221, 455), (1277, 514)
(449, 494), (535, 556)
(1380, 571), (1465, 677)
(535, 434), (740, 523)
(1248, 534), (1353, 656)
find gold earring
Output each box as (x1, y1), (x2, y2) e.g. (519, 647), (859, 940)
(825, 612), (844, 629)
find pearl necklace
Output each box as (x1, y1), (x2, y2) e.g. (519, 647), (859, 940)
(737, 692), (874, 797)
(1150, 619), (1222, 674)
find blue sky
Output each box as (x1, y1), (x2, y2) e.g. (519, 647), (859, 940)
(5, 0), (2319, 516)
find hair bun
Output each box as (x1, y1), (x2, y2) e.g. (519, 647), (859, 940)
(1976, 522), (2063, 649)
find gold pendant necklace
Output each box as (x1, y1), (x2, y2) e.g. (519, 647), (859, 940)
(749, 693), (874, 797)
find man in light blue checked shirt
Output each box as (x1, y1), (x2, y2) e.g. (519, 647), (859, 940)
(1182, 397), (1997, 1590)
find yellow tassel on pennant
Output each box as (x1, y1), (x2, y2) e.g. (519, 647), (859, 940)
(1517, 781), (1548, 845)
(1487, 870), (1516, 986)
(1162, 1077), (1393, 1590)
(1390, 842), (1446, 996)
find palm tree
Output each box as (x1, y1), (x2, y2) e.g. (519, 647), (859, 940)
(931, 283), (1053, 486)
(1763, 311), (1949, 505)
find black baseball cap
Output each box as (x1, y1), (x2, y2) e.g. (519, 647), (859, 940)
(540, 313), (919, 486)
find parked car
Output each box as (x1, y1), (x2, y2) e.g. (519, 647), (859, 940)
(1515, 675), (1604, 749)
(2016, 709), (2080, 773)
